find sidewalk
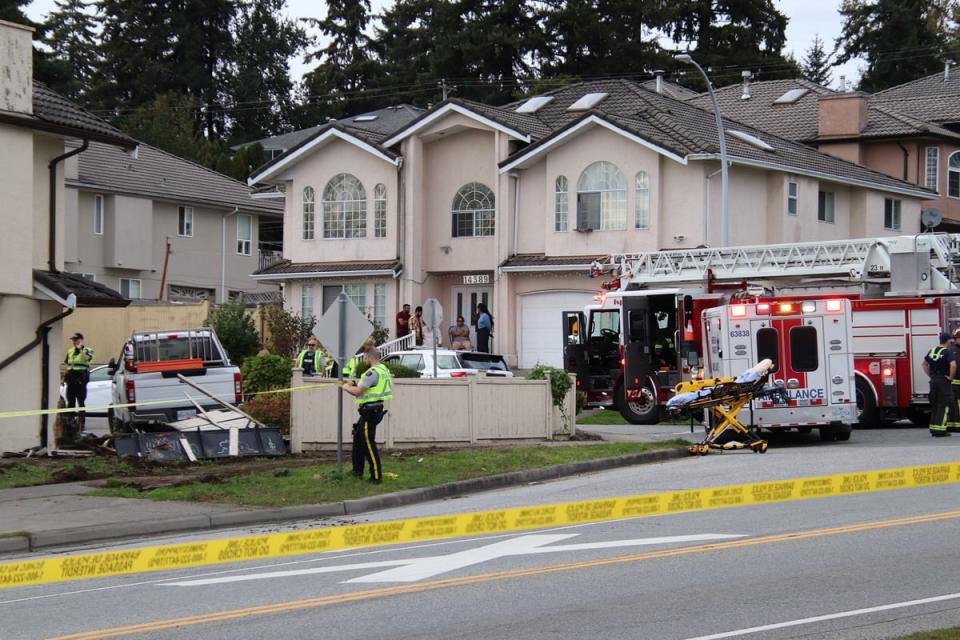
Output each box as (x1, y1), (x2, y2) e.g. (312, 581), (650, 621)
(0, 446), (686, 554)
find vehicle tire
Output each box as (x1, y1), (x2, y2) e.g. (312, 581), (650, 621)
(797, 426), (813, 434)
(819, 425), (838, 442)
(834, 423), (852, 441)
(906, 408), (930, 427)
(855, 376), (879, 428)
(615, 380), (660, 425)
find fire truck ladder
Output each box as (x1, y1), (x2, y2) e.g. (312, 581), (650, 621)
(595, 234), (960, 290)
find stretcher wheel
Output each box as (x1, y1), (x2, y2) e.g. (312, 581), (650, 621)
(750, 440), (768, 453)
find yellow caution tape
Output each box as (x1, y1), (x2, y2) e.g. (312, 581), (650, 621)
(0, 461), (957, 589)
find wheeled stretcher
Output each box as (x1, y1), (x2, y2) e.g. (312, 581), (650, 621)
(666, 359), (787, 456)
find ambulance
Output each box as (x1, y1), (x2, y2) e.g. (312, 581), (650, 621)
(700, 297), (857, 441)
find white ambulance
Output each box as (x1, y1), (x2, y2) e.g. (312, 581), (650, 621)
(701, 298), (857, 441)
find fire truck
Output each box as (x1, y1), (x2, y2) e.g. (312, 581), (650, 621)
(563, 233), (960, 425)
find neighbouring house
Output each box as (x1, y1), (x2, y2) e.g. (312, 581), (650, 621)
(686, 71), (960, 228)
(249, 78), (933, 370)
(0, 19), (133, 451)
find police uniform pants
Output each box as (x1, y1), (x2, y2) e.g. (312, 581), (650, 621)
(929, 376), (951, 434)
(64, 372), (88, 427)
(352, 403), (384, 481)
(949, 382), (960, 431)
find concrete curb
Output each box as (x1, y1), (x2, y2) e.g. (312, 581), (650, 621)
(14, 447), (687, 552)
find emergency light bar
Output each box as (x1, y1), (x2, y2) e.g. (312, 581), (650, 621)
(727, 299), (846, 318)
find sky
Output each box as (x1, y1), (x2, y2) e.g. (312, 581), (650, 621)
(25, 0), (863, 91)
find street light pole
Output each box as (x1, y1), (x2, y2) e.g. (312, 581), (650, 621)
(675, 54), (729, 247)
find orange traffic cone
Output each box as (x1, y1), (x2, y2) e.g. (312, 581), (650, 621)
(684, 320), (695, 341)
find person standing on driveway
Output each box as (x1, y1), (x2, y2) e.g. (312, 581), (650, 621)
(295, 338), (326, 376)
(341, 345), (393, 483)
(476, 303), (493, 353)
(923, 331), (956, 437)
(64, 332), (95, 432)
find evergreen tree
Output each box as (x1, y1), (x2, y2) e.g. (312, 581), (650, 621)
(372, 0), (434, 100)
(122, 92), (205, 161)
(835, 0), (949, 92)
(0, 0), (30, 22)
(44, 0), (99, 101)
(228, 0), (307, 144)
(800, 34), (832, 86)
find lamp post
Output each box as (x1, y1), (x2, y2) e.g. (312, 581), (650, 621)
(676, 54), (729, 247)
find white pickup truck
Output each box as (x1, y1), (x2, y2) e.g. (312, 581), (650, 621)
(109, 328), (243, 427)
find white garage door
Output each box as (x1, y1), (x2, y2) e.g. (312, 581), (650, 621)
(518, 291), (595, 369)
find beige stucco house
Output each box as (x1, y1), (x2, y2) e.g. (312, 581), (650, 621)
(0, 20), (133, 451)
(250, 78), (932, 369)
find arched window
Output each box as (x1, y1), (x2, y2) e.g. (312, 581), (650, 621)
(554, 175), (568, 232)
(374, 183), (387, 238)
(452, 183), (495, 237)
(302, 186), (315, 240)
(322, 173), (366, 238)
(576, 161), (626, 230)
(949, 151), (960, 198)
(635, 171), (650, 229)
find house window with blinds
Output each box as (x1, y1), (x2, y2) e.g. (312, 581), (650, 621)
(576, 161), (626, 231)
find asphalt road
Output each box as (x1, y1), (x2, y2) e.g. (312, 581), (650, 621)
(2, 425), (960, 640)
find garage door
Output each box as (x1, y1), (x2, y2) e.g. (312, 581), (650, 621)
(518, 291), (595, 369)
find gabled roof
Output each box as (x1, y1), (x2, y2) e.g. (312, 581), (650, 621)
(639, 78), (699, 101)
(382, 99), (542, 147)
(873, 69), (960, 101)
(72, 141), (282, 216)
(0, 82), (135, 149)
(33, 270), (129, 308)
(871, 93), (960, 126)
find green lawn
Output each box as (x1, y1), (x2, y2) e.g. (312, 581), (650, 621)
(577, 410), (692, 426)
(0, 458), (137, 490)
(92, 442), (685, 507)
(894, 629), (960, 639)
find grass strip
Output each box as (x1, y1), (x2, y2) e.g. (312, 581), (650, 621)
(0, 458), (138, 490)
(894, 629), (960, 639)
(91, 442), (685, 508)
(577, 410), (692, 426)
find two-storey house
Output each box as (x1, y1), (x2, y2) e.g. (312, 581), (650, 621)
(251, 79), (932, 369)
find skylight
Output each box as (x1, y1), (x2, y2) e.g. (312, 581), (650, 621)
(728, 129), (775, 152)
(516, 96), (554, 114)
(773, 88), (809, 104)
(567, 92), (608, 111)
(353, 115), (379, 122)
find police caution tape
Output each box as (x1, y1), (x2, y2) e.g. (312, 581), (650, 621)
(1, 461), (958, 589)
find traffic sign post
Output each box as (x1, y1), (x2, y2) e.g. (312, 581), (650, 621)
(313, 292), (374, 472)
(422, 298), (443, 378)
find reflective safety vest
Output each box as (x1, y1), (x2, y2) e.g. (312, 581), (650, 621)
(342, 356), (361, 378)
(927, 346), (951, 376)
(357, 363), (393, 405)
(64, 347), (94, 371)
(296, 349), (325, 375)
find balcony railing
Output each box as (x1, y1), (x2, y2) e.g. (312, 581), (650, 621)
(258, 249), (284, 271)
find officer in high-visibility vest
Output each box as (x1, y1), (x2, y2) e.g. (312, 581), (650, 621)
(64, 332), (95, 431)
(923, 332), (956, 437)
(294, 338), (326, 376)
(341, 345), (393, 483)
(949, 328), (960, 432)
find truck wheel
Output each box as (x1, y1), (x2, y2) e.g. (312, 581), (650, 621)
(615, 381), (660, 425)
(819, 424), (837, 441)
(834, 423), (852, 441)
(855, 377), (879, 428)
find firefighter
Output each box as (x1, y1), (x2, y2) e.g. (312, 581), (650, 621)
(341, 345), (393, 483)
(950, 329), (960, 432)
(63, 332), (95, 432)
(923, 332), (956, 437)
(294, 338), (326, 376)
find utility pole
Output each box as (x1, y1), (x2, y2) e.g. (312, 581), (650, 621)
(439, 79), (456, 101)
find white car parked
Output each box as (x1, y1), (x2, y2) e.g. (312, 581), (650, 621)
(381, 349), (476, 378)
(59, 365), (113, 435)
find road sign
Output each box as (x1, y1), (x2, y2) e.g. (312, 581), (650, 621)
(422, 297), (443, 329)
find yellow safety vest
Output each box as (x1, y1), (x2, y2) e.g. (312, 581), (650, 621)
(296, 349), (325, 374)
(64, 347), (94, 371)
(357, 363), (393, 405)
(343, 355), (361, 378)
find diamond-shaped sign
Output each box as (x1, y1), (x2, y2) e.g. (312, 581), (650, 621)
(422, 297), (443, 330)
(313, 292), (374, 362)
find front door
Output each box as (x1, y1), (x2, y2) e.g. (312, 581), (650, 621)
(451, 286), (493, 348)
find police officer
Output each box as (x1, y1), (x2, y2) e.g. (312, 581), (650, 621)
(949, 329), (960, 432)
(64, 332), (95, 432)
(295, 338), (326, 376)
(923, 332), (956, 437)
(341, 345), (393, 483)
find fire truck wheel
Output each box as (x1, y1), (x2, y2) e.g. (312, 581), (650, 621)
(615, 381), (659, 425)
(855, 377), (879, 427)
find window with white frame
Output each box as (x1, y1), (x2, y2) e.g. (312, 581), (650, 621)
(323, 173), (367, 238)
(374, 183), (387, 238)
(949, 151), (960, 198)
(119, 278), (141, 299)
(236, 214), (252, 255)
(884, 198), (902, 230)
(925, 147), (939, 192)
(635, 171), (650, 229)
(344, 284), (367, 313)
(93, 195), (104, 235)
(373, 283), (386, 326)
(554, 175), (568, 232)
(576, 161), (626, 231)
(301, 284), (314, 319)
(451, 183), (495, 237)
(302, 186), (315, 240)
(787, 181), (798, 215)
(177, 206), (193, 237)
(817, 190), (835, 223)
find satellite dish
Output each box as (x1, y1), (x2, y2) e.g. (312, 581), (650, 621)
(921, 207), (943, 230)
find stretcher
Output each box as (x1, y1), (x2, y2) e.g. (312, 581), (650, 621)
(666, 359), (787, 456)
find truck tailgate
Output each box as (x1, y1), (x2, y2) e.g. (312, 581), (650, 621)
(130, 370), (238, 419)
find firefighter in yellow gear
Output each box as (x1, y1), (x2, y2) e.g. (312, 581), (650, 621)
(948, 329), (960, 431)
(923, 332), (956, 437)
(341, 345), (393, 483)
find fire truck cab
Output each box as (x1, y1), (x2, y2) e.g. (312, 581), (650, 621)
(701, 298), (857, 440)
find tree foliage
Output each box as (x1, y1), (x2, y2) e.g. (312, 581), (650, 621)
(44, 0), (99, 101)
(263, 304), (315, 359)
(207, 302), (261, 366)
(801, 34), (832, 86)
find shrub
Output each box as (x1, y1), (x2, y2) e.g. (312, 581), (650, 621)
(576, 391), (588, 415)
(263, 304), (315, 358)
(244, 393), (290, 434)
(526, 364), (573, 421)
(354, 361), (422, 379)
(241, 354), (292, 396)
(206, 302), (260, 365)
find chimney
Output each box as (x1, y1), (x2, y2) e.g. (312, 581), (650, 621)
(817, 92), (868, 138)
(946, 60), (954, 81)
(0, 19), (34, 115)
(654, 70), (665, 94)
(740, 70), (752, 100)
(838, 75), (847, 92)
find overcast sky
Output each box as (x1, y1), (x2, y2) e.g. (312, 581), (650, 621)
(25, 0), (862, 91)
